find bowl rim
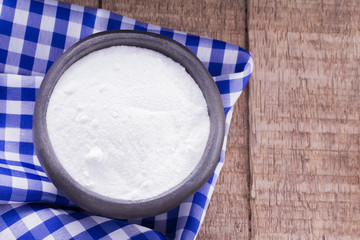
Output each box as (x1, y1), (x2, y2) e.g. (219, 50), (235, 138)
(33, 30), (225, 219)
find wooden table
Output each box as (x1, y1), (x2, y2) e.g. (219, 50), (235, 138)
(64, 0), (360, 239)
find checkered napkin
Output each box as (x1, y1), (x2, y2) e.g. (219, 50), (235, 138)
(0, 0), (253, 239)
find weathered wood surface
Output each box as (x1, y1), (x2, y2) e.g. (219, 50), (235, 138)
(62, 0), (360, 239)
(248, 0), (360, 239)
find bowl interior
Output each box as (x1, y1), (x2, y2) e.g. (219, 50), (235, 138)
(33, 30), (225, 219)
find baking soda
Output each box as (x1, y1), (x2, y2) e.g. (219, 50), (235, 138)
(46, 46), (210, 200)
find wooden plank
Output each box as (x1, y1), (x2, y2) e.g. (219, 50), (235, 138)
(100, 1), (250, 239)
(248, 0), (360, 239)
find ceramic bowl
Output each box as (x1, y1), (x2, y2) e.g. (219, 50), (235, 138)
(33, 30), (225, 219)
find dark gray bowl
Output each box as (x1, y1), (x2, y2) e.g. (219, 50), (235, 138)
(33, 30), (225, 219)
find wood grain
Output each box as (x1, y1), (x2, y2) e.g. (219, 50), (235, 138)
(248, 0), (360, 239)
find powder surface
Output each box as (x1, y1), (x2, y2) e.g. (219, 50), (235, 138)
(46, 46), (210, 200)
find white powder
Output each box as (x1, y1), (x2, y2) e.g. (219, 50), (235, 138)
(46, 46), (210, 200)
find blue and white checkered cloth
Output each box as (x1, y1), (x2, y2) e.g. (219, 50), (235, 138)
(0, 0), (253, 239)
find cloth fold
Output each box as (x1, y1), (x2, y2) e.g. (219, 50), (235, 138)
(0, 0), (253, 239)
